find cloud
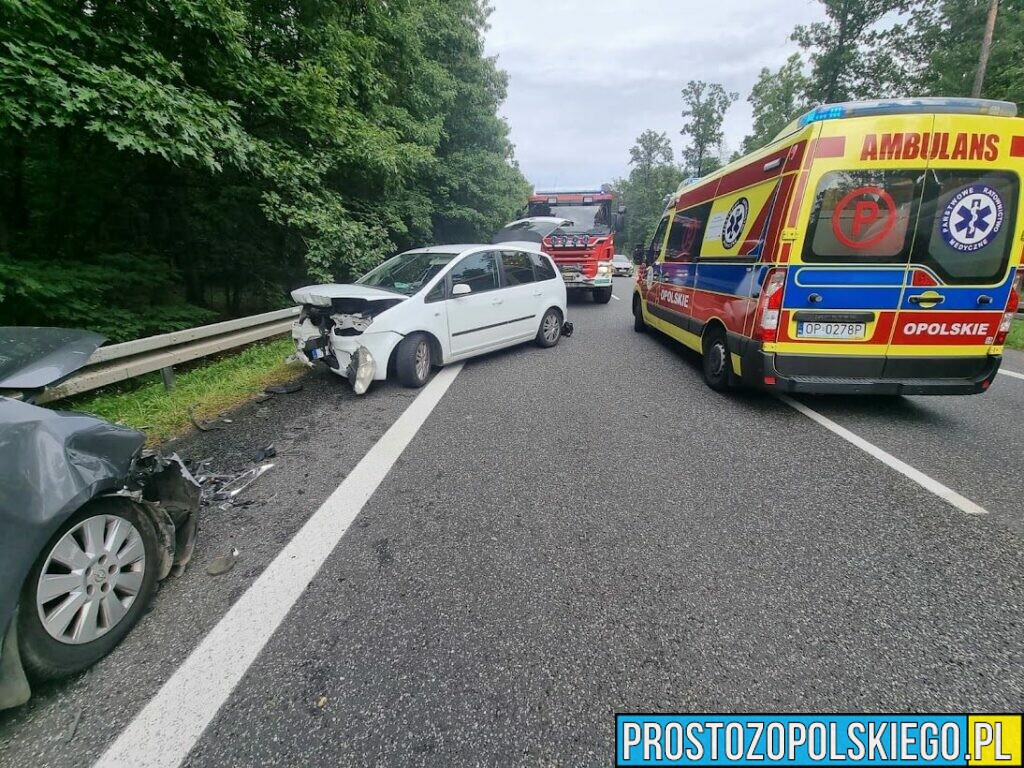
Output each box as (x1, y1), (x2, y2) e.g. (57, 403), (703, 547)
(484, 0), (825, 188)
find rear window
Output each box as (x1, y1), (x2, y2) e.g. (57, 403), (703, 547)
(804, 170), (920, 263)
(913, 170), (1017, 283)
(802, 168), (1018, 284)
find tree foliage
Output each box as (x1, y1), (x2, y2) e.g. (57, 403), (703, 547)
(0, 0), (528, 340)
(679, 80), (737, 177)
(740, 54), (810, 154)
(613, 131), (685, 254)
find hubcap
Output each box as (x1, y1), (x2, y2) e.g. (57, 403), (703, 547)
(710, 342), (726, 377)
(543, 313), (560, 342)
(414, 341), (430, 380)
(36, 514), (146, 644)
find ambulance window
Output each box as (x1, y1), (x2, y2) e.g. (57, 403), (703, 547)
(803, 170), (921, 263)
(646, 217), (669, 263)
(911, 170), (1018, 284)
(665, 202), (711, 262)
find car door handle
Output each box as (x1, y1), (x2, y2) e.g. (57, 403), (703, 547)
(977, 295), (993, 305)
(491, 298), (504, 305)
(908, 294), (945, 305)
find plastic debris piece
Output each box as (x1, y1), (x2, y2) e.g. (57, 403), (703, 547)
(251, 443), (277, 462)
(206, 548), (239, 576)
(210, 463), (274, 502)
(265, 381), (303, 395)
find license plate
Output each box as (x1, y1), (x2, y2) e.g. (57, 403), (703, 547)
(797, 322), (866, 340)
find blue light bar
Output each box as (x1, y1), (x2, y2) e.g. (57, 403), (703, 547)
(797, 97), (1018, 127)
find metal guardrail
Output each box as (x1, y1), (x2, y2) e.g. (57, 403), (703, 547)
(38, 307), (299, 403)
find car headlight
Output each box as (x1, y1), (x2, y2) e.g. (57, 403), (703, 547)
(597, 262), (612, 275)
(347, 346), (376, 395)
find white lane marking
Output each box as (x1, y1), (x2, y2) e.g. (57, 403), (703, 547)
(778, 395), (989, 516)
(611, 294), (621, 301)
(997, 368), (1024, 381)
(95, 364), (465, 768)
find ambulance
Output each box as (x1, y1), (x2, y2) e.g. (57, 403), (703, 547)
(632, 97), (1024, 394)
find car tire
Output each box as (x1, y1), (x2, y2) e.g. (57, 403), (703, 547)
(633, 295), (647, 333)
(395, 332), (432, 388)
(593, 286), (613, 304)
(17, 500), (160, 681)
(701, 326), (733, 391)
(535, 308), (562, 348)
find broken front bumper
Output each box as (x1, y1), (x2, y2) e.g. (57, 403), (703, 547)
(291, 320), (403, 392)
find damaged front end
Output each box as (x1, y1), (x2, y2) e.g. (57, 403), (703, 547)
(290, 288), (404, 395)
(0, 330), (202, 710)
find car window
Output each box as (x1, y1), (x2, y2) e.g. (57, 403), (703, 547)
(647, 216), (669, 263)
(530, 252), (557, 281)
(449, 250), (500, 293)
(666, 203), (711, 262)
(803, 170), (921, 263)
(501, 251), (535, 285)
(912, 169), (1017, 284)
(425, 280), (446, 303)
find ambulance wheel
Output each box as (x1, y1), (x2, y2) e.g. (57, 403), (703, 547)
(633, 295), (646, 333)
(702, 326), (733, 391)
(593, 286), (613, 304)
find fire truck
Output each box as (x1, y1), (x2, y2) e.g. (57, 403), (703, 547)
(522, 190), (624, 303)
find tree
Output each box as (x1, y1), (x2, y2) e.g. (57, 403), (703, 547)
(792, 0), (912, 103)
(740, 54), (810, 154)
(679, 81), (737, 177)
(899, 0), (1024, 107)
(0, 0), (529, 340)
(613, 131), (685, 254)
(629, 130), (674, 182)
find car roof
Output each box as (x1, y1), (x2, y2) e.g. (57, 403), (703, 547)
(401, 243), (546, 256)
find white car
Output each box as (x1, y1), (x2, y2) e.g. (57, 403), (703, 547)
(291, 244), (570, 393)
(611, 253), (634, 277)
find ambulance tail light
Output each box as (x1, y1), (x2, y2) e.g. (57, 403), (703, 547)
(995, 269), (1022, 345)
(756, 268), (787, 343)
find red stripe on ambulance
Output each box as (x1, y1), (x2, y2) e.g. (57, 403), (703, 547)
(891, 312), (1004, 345)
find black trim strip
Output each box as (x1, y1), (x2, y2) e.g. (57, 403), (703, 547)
(648, 303), (701, 335)
(792, 310), (876, 323)
(452, 314), (536, 337)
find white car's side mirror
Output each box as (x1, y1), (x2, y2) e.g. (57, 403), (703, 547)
(451, 283), (472, 297)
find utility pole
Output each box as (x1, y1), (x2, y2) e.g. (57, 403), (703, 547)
(971, 0), (1000, 98)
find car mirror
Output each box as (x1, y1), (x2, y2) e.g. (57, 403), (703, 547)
(452, 283), (472, 297)
(632, 245), (644, 264)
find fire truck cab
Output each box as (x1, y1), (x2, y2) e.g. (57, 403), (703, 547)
(523, 190), (623, 303)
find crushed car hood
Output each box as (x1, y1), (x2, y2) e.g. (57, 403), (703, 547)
(291, 284), (407, 307)
(0, 327), (104, 392)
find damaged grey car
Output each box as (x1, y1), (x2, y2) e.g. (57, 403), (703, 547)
(0, 327), (200, 710)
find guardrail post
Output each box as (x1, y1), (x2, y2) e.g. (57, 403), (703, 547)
(160, 366), (176, 391)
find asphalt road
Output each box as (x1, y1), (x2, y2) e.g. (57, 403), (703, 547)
(2, 276), (1022, 766)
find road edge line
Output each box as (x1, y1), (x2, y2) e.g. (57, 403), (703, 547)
(93, 363), (465, 768)
(997, 368), (1024, 381)
(777, 394), (989, 516)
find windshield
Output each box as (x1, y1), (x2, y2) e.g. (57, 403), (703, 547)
(357, 251), (458, 295)
(527, 201), (612, 233)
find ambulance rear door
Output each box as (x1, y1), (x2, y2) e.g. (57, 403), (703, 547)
(884, 115), (1020, 378)
(777, 114), (936, 378)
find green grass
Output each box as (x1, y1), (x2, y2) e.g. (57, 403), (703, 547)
(62, 338), (305, 444)
(1007, 317), (1024, 351)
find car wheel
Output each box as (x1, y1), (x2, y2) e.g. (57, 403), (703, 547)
(395, 332), (432, 388)
(702, 326), (733, 391)
(593, 286), (613, 304)
(536, 308), (562, 348)
(18, 500), (159, 681)
(633, 295), (646, 333)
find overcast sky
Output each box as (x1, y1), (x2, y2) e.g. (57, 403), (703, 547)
(483, 0), (826, 190)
